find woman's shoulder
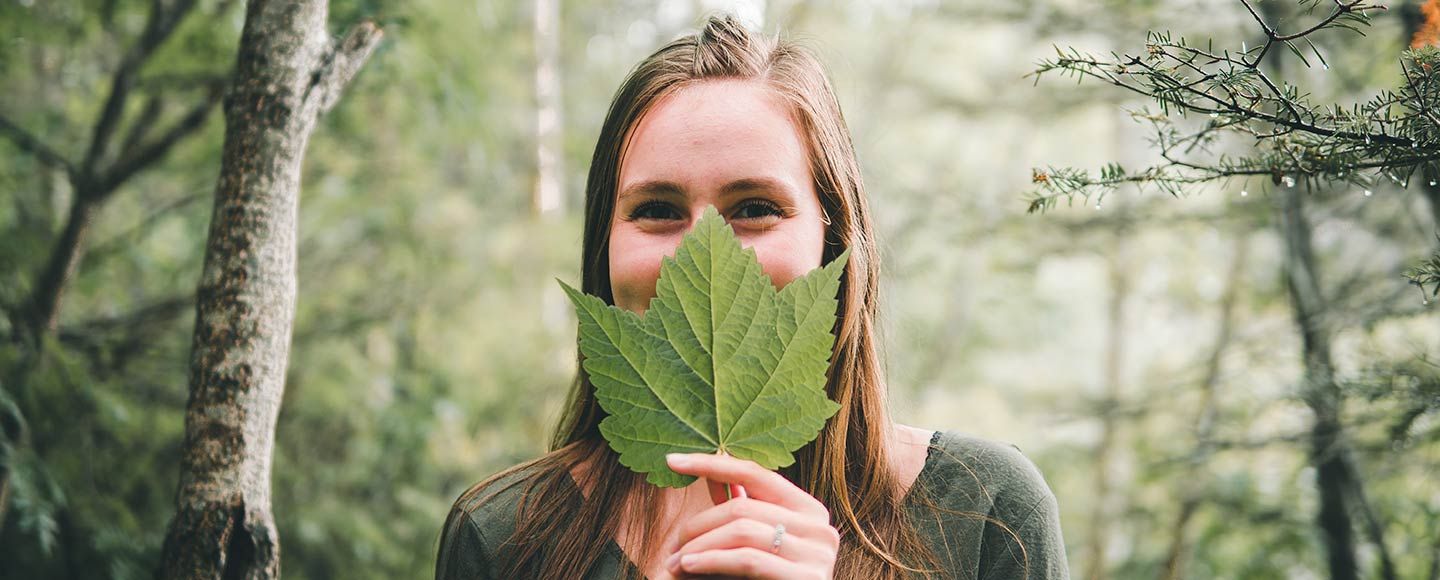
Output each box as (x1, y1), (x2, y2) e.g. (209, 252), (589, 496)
(448, 459), (557, 533)
(913, 429), (1058, 517)
(436, 460), (559, 580)
(909, 429), (1071, 578)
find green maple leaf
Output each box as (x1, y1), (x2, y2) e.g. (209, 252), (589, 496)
(559, 206), (846, 487)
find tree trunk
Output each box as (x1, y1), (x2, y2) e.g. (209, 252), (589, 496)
(1278, 188), (1358, 580)
(26, 195), (98, 338)
(156, 1), (380, 577)
(1342, 454), (1397, 580)
(9, 0), (214, 344)
(532, 0), (564, 217)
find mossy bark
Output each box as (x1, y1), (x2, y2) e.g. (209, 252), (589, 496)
(157, 1), (380, 578)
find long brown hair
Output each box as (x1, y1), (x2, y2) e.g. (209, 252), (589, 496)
(443, 14), (944, 578)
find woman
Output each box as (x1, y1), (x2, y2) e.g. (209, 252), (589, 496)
(437, 14), (1067, 580)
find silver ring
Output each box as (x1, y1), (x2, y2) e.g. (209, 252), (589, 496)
(770, 523), (786, 554)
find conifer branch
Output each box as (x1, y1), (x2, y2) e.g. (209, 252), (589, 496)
(1025, 1), (1440, 294)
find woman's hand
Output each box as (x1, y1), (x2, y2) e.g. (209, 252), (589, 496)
(663, 453), (839, 580)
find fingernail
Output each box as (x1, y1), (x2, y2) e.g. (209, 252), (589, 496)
(666, 453), (690, 468)
(665, 552), (680, 570)
(681, 554), (698, 569)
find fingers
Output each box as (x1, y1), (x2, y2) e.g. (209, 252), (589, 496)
(665, 454), (838, 579)
(674, 547), (820, 580)
(666, 497), (836, 557)
(666, 453), (827, 517)
(675, 518), (831, 564)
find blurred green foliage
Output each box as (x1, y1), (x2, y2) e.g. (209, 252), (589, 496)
(0, 1), (1437, 579)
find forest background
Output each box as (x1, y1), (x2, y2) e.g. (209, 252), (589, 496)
(1, 0), (1437, 578)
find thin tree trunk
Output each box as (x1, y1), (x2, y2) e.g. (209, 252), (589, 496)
(1276, 186), (1398, 580)
(1342, 454), (1397, 580)
(1259, 3), (1380, 574)
(1279, 188), (1358, 580)
(532, 0), (564, 217)
(1160, 234), (1248, 580)
(26, 196), (98, 337)
(9, 0), (222, 343)
(156, 1), (380, 577)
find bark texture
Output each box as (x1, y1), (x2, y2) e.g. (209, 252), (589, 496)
(28, 196), (99, 337)
(157, 1), (380, 578)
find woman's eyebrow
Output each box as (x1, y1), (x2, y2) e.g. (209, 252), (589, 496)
(617, 177), (798, 200)
(617, 180), (684, 200)
(720, 177), (798, 199)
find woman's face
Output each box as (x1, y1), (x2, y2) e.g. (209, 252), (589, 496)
(609, 80), (826, 314)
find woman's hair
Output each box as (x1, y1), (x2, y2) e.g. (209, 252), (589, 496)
(442, 14), (945, 579)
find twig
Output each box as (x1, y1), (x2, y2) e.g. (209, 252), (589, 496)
(0, 115), (75, 176)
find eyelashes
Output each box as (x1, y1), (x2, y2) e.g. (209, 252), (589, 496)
(627, 201), (680, 221)
(625, 199), (785, 222)
(732, 199), (785, 220)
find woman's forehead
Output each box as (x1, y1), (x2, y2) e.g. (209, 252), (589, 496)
(618, 80), (810, 196)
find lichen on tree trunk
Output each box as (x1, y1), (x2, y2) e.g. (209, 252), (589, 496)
(157, 1), (380, 578)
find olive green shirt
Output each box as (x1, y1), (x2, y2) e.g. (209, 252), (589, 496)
(436, 430), (1069, 579)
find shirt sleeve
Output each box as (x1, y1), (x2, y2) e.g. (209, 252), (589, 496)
(977, 485), (1069, 580)
(435, 506), (495, 580)
(922, 431), (1070, 580)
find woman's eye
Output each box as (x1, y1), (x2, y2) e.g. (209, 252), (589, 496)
(628, 201), (681, 221)
(625, 200), (782, 223)
(732, 200), (783, 220)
